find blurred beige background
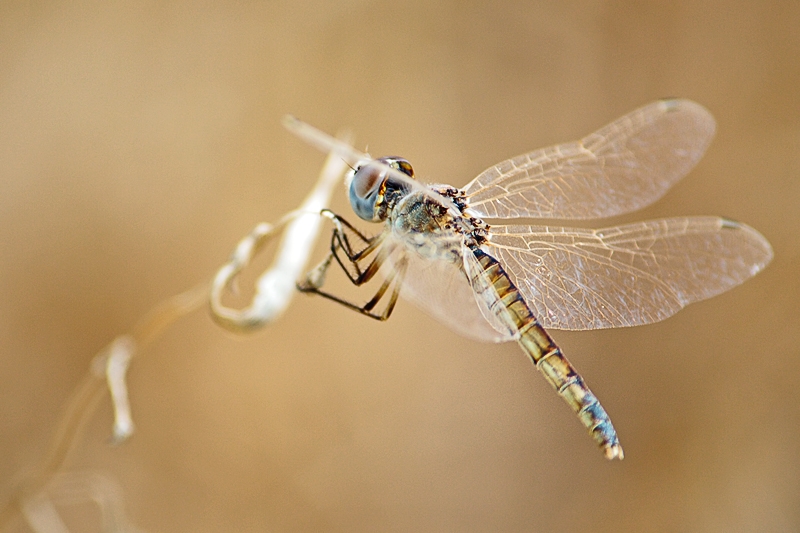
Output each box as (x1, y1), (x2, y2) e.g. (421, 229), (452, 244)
(1, 1), (797, 531)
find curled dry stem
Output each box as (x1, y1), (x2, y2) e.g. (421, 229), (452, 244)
(0, 284), (207, 531)
(2, 126), (352, 531)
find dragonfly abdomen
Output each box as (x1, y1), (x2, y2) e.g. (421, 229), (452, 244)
(470, 248), (624, 460)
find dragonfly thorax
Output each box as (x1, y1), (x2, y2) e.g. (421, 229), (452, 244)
(349, 157), (414, 223)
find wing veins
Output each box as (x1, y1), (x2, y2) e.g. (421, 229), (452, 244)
(463, 99), (716, 220)
(482, 216), (770, 329)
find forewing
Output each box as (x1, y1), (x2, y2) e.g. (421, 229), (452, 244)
(463, 99), (716, 219)
(386, 239), (515, 343)
(484, 217), (773, 330)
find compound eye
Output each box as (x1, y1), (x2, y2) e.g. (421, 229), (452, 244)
(390, 158), (414, 178)
(349, 162), (386, 221)
(350, 164), (384, 202)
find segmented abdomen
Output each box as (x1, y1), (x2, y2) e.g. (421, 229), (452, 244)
(469, 248), (623, 459)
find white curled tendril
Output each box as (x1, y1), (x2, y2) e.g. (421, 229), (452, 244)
(1, 121), (355, 532)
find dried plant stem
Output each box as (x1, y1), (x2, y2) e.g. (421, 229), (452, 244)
(1, 126), (351, 531)
(0, 284), (207, 530)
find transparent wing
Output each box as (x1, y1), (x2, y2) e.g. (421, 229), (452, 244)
(462, 99), (716, 220)
(385, 239), (515, 343)
(484, 217), (773, 330)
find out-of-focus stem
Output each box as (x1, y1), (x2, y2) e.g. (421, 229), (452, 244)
(0, 284), (207, 530)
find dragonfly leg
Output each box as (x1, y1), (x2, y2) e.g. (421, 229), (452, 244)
(297, 211), (405, 321)
(320, 209), (387, 285)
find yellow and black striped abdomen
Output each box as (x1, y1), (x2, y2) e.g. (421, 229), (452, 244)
(470, 248), (624, 459)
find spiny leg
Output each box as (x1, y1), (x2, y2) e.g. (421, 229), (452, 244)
(313, 209), (386, 283)
(298, 211), (406, 321)
(300, 254), (405, 321)
(298, 210), (375, 290)
(298, 210), (383, 290)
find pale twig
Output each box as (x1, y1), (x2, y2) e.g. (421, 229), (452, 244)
(282, 116), (461, 218)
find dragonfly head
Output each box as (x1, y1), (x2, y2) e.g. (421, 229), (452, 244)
(349, 157), (414, 222)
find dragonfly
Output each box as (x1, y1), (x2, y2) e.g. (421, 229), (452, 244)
(285, 99), (773, 459)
